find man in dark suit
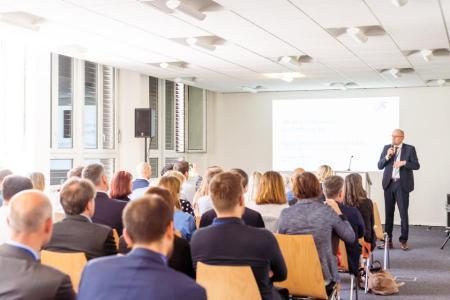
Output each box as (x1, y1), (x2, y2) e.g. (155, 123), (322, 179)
(131, 162), (151, 191)
(44, 178), (117, 259)
(200, 207), (265, 228)
(0, 190), (75, 300)
(82, 163), (127, 235)
(378, 129), (420, 250)
(78, 195), (206, 300)
(191, 172), (287, 300)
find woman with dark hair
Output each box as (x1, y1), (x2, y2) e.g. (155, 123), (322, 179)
(109, 171), (133, 201)
(278, 172), (355, 295)
(344, 173), (376, 250)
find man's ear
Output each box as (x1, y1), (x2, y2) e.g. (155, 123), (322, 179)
(167, 221), (174, 240)
(123, 228), (134, 248)
(239, 194), (245, 207)
(44, 218), (53, 235)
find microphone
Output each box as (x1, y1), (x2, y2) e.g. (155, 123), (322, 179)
(347, 155), (354, 171)
(387, 144), (396, 159)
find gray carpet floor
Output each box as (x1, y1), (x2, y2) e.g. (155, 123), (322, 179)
(339, 225), (450, 300)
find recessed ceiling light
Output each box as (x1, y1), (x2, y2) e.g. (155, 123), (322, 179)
(392, 0), (408, 7)
(389, 68), (401, 78)
(278, 56), (302, 69)
(420, 49), (433, 62)
(166, 0), (206, 21)
(159, 62), (186, 72)
(174, 76), (197, 85)
(185, 37), (216, 51)
(242, 86), (260, 93)
(264, 72), (305, 82)
(437, 79), (446, 86)
(346, 27), (368, 44)
(0, 11), (45, 31)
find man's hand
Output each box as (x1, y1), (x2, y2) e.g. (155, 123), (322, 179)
(269, 270), (274, 278)
(325, 199), (342, 215)
(387, 147), (395, 158)
(394, 161), (406, 168)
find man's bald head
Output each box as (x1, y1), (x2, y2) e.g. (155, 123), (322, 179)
(8, 190), (52, 234)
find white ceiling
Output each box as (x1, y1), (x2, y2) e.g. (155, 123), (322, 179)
(0, 0), (450, 92)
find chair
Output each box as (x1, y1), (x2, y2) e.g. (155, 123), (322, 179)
(274, 234), (338, 300)
(372, 202), (384, 241)
(196, 262), (261, 300)
(113, 229), (120, 250)
(41, 250), (87, 292)
(338, 240), (358, 300)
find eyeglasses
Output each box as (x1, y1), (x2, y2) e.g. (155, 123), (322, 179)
(392, 135), (404, 138)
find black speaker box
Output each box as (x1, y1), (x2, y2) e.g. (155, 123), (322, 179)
(135, 108), (153, 138)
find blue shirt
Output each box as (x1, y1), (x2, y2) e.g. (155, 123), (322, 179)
(5, 240), (40, 261)
(174, 211), (196, 241)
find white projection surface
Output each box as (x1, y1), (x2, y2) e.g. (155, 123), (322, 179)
(272, 97), (399, 172)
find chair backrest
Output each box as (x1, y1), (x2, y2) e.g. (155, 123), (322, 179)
(41, 250), (87, 292)
(196, 262), (261, 300)
(112, 229), (120, 250)
(338, 240), (349, 272)
(274, 234), (328, 299)
(373, 202), (384, 240)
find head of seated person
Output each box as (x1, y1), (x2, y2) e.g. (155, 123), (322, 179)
(29, 172), (46, 192)
(60, 178), (96, 218)
(2, 175), (34, 205)
(109, 171), (132, 201)
(67, 166), (84, 179)
(323, 176), (345, 203)
(210, 172), (245, 218)
(136, 162), (152, 180)
(230, 168), (249, 193)
(254, 171), (287, 205)
(292, 172), (321, 201)
(82, 164), (109, 193)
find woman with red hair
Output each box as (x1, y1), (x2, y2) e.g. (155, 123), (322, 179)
(109, 171), (133, 202)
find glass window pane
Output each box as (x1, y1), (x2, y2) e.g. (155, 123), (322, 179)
(149, 76), (158, 149)
(103, 66), (115, 149)
(50, 159), (73, 185)
(149, 157), (158, 179)
(57, 55), (73, 149)
(84, 61), (98, 149)
(188, 86), (204, 151)
(175, 83), (185, 153)
(165, 80), (175, 150)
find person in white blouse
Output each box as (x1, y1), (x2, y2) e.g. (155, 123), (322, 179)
(248, 171), (288, 232)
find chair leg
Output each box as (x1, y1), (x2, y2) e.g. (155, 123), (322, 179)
(350, 274), (354, 300)
(364, 255), (370, 293)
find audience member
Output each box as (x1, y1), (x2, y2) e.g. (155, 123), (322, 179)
(67, 166), (84, 179)
(158, 176), (196, 240)
(78, 195), (206, 300)
(287, 168), (305, 205)
(163, 170), (195, 217)
(82, 164), (127, 235)
(278, 172), (355, 294)
(246, 171), (261, 204)
(44, 178), (117, 259)
(191, 172), (287, 300)
(0, 175), (33, 244)
(132, 162), (151, 191)
(249, 171), (288, 232)
(160, 163), (174, 176)
(0, 169), (13, 205)
(173, 161), (195, 204)
(316, 165), (334, 202)
(29, 172), (45, 191)
(194, 166), (223, 215)
(0, 190), (75, 299)
(199, 207), (265, 228)
(110, 171), (133, 201)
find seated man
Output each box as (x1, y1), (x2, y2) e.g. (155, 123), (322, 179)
(0, 190), (75, 300)
(44, 178), (117, 260)
(78, 195), (206, 300)
(199, 207), (265, 228)
(82, 163), (127, 235)
(132, 162), (151, 191)
(0, 175), (33, 244)
(191, 172), (287, 300)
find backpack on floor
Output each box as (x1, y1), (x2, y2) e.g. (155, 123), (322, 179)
(367, 261), (404, 295)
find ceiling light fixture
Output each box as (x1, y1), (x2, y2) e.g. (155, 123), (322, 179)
(0, 11), (45, 31)
(264, 72), (304, 82)
(420, 49), (433, 62)
(242, 86), (259, 93)
(346, 27), (368, 44)
(278, 56), (302, 69)
(186, 37), (216, 51)
(388, 68), (401, 78)
(437, 79), (446, 86)
(392, 0), (408, 7)
(159, 62), (186, 72)
(174, 76), (197, 85)
(166, 0), (206, 21)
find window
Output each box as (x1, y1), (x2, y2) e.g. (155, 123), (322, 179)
(50, 54), (117, 186)
(175, 83), (185, 153)
(149, 76), (158, 149)
(165, 80), (175, 150)
(149, 157), (159, 179)
(187, 86), (206, 151)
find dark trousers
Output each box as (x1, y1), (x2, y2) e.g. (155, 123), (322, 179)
(384, 180), (410, 243)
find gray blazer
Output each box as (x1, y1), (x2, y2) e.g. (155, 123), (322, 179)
(278, 198), (355, 283)
(0, 244), (76, 300)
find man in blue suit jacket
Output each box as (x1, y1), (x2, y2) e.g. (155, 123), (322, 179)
(131, 162), (151, 191)
(377, 129), (420, 250)
(78, 195), (206, 300)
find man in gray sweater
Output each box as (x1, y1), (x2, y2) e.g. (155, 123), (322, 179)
(278, 172), (355, 292)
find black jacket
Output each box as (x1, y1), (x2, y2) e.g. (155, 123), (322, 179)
(92, 191), (127, 235)
(199, 207), (265, 228)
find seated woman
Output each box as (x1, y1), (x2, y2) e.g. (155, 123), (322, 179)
(163, 170), (195, 217)
(344, 173), (376, 251)
(316, 165), (334, 202)
(248, 171), (288, 232)
(109, 171), (133, 202)
(158, 176), (196, 241)
(278, 172), (355, 294)
(193, 166), (223, 215)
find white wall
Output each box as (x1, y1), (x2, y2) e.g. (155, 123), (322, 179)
(207, 86), (450, 227)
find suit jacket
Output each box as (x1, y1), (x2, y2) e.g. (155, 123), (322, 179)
(191, 217), (287, 300)
(44, 214), (117, 260)
(377, 143), (420, 192)
(92, 191), (127, 235)
(118, 235), (195, 278)
(78, 248), (206, 300)
(131, 178), (149, 191)
(199, 207), (265, 228)
(0, 244), (75, 300)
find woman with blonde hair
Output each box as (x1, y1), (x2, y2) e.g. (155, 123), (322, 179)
(158, 176), (196, 241)
(248, 171), (288, 232)
(162, 170), (194, 217)
(29, 172), (45, 191)
(316, 165), (333, 202)
(193, 166), (223, 215)
(246, 171), (262, 204)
